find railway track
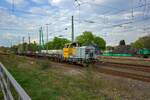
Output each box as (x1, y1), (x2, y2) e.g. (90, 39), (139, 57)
(51, 61), (150, 82)
(15, 54), (150, 82)
(98, 62), (150, 73)
(94, 66), (150, 82)
(95, 62), (150, 82)
(99, 56), (150, 62)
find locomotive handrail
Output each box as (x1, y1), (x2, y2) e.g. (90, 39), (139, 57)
(0, 62), (31, 100)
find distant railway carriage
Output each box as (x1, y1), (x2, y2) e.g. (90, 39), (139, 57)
(101, 44), (150, 58)
(137, 48), (150, 58)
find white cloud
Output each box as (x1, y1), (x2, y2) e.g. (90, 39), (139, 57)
(0, 0), (149, 46)
(1, 33), (15, 40)
(94, 0), (105, 4)
(48, 0), (74, 9)
(32, 0), (47, 4)
(52, 0), (61, 4)
(29, 7), (52, 16)
(49, 0), (63, 6)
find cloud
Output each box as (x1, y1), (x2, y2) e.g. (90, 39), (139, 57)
(48, 0), (74, 9)
(1, 33), (16, 40)
(0, 5), (73, 45)
(0, 0), (150, 46)
(29, 6), (52, 16)
(52, 0), (61, 4)
(49, 0), (62, 6)
(31, 0), (47, 4)
(94, 0), (105, 4)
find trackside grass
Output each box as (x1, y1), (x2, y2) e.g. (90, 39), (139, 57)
(1, 54), (150, 100)
(0, 54), (109, 100)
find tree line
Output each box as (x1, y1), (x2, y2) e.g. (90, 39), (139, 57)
(11, 31), (106, 53)
(10, 31), (150, 54)
(106, 35), (150, 52)
(132, 35), (150, 49)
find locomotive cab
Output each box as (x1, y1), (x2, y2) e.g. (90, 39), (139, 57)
(63, 42), (80, 58)
(63, 42), (97, 64)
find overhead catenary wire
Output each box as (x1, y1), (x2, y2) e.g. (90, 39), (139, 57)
(2, 0), (149, 31)
(74, 1), (150, 29)
(75, 0), (121, 11)
(1, 0), (150, 46)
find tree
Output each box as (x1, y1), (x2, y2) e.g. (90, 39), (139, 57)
(119, 40), (126, 46)
(46, 37), (71, 49)
(76, 31), (94, 45)
(132, 35), (150, 49)
(29, 41), (38, 52)
(76, 31), (106, 50)
(46, 41), (53, 50)
(94, 36), (106, 50)
(11, 45), (18, 53)
(106, 46), (115, 51)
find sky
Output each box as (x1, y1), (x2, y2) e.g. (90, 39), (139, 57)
(0, 0), (150, 47)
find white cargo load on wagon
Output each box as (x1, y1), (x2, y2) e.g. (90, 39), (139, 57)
(41, 50), (63, 55)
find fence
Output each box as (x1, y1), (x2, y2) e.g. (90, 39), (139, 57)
(0, 62), (31, 100)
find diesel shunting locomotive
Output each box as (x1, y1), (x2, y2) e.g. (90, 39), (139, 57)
(41, 42), (97, 65)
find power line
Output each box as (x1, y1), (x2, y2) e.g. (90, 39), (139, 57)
(75, 0), (121, 11)
(105, 16), (150, 29)
(74, 0), (150, 16)
(0, 7), (53, 17)
(101, 2), (150, 16)
(74, 1), (150, 28)
(0, 27), (37, 31)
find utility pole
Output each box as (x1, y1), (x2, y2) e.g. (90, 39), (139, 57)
(39, 27), (42, 52)
(39, 27), (44, 52)
(39, 28), (41, 48)
(46, 25), (48, 53)
(45, 24), (50, 53)
(28, 33), (31, 52)
(28, 33), (31, 44)
(22, 36), (25, 54)
(10, 40), (13, 48)
(72, 16), (74, 42)
(131, 0), (134, 20)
